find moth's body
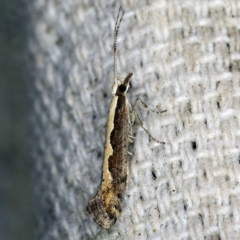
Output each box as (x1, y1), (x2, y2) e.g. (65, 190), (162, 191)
(86, 7), (165, 229)
(86, 7), (133, 229)
(86, 80), (132, 228)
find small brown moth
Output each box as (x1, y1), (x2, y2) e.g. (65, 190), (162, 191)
(86, 7), (165, 229)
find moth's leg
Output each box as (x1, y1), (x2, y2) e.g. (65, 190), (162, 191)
(132, 98), (167, 115)
(127, 102), (136, 127)
(132, 110), (165, 144)
(125, 160), (129, 191)
(131, 98), (166, 144)
(128, 135), (134, 143)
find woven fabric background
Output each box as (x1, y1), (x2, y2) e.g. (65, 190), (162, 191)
(28, 0), (240, 239)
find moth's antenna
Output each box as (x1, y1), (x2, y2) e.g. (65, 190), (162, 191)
(113, 7), (124, 85)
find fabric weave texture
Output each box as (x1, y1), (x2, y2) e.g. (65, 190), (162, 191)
(29, 0), (240, 239)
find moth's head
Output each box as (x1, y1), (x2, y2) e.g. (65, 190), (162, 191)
(116, 73), (133, 95)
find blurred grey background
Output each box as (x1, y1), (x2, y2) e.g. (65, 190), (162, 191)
(0, 0), (35, 239)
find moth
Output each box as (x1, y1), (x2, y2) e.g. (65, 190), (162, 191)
(86, 7), (165, 229)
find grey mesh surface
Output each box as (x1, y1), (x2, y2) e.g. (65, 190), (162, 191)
(29, 0), (240, 239)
